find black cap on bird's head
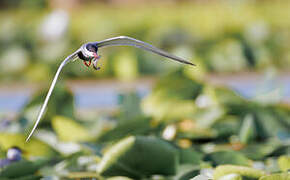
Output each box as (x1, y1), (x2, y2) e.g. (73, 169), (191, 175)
(77, 43), (98, 61)
(86, 43), (98, 52)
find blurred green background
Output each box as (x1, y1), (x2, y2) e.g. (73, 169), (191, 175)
(1, 0), (290, 82)
(0, 0), (289, 179)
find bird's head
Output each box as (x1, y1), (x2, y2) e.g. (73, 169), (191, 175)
(78, 43), (98, 61)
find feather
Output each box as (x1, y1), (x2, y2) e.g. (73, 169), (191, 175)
(26, 50), (79, 142)
(96, 36), (195, 66)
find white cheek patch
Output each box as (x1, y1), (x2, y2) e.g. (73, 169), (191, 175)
(82, 44), (96, 59)
(84, 50), (95, 58)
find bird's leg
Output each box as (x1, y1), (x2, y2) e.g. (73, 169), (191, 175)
(83, 60), (92, 67)
(93, 53), (101, 70)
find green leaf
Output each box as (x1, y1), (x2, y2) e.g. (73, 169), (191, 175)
(212, 116), (240, 139)
(0, 159), (47, 178)
(97, 136), (178, 178)
(142, 94), (196, 122)
(97, 136), (135, 177)
(141, 70), (202, 121)
(195, 106), (226, 128)
(67, 172), (99, 179)
(153, 70), (203, 100)
(240, 140), (281, 160)
(52, 116), (92, 142)
(97, 117), (151, 142)
(214, 87), (246, 107)
(190, 174), (211, 180)
(173, 165), (200, 180)
(259, 173), (290, 180)
(9, 175), (42, 180)
(255, 109), (289, 139)
(178, 127), (217, 140)
(179, 148), (203, 165)
(205, 150), (251, 166)
(217, 174), (242, 180)
(277, 156), (290, 172)
(213, 165), (266, 179)
(0, 133), (56, 157)
(107, 176), (134, 180)
(239, 114), (256, 144)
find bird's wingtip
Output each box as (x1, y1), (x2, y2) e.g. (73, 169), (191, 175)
(25, 137), (30, 142)
(184, 61), (196, 66)
(25, 133), (33, 142)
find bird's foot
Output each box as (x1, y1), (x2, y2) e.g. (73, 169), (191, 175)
(93, 54), (101, 70)
(83, 60), (91, 67)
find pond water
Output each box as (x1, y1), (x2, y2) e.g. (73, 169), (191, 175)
(0, 74), (289, 115)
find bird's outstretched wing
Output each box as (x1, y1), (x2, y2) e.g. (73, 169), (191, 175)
(26, 36), (194, 142)
(96, 36), (195, 66)
(26, 50), (80, 142)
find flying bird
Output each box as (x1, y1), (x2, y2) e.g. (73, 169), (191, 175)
(26, 36), (195, 142)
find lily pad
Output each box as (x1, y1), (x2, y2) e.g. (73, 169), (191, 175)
(217, 173), (242, 180)
(0, 133), (56, 157)
(97, 117), (151, 142)
(141, 70), (202, 121)
(212, 116), (239, 139)
(52, 116), (92, 142)
(205, 150), (251, 166)
(107, 176), (134, 180)
(0, 159), (47, 178)
(179, 148), (203, 165)
(240, 141), (281, 160)
(239, 114), (256, 144)
(277, 156), (290, 172)
(97, 136), (178, 178)
(255, 109), (289, 139)
(174, 165), (200, 180)
(259, 173), (290, 180)
(213, 165), (266, 179)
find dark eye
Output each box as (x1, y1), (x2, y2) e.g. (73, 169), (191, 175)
(86, 43), (98, 52)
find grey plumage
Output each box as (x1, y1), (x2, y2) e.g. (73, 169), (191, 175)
(96, 36), (195, 66)
(26, 36), (194, 142)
